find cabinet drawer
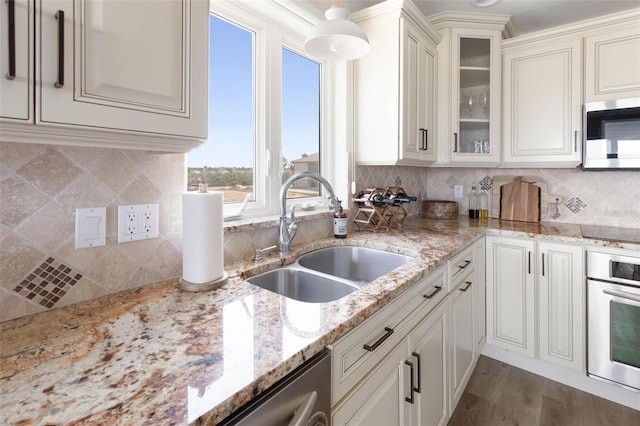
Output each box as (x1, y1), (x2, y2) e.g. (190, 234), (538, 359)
(330, 265), (447, 406)
(449, 244), (476, 290)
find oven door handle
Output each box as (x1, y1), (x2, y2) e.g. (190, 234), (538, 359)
(288, 391), (317, 426)
(603, 288), (640, 303)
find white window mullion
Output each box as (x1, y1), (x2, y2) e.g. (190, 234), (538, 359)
(265, 23), (283, 216)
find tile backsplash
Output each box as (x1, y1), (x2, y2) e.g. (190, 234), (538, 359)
(0, 142), (334, 322)
(358, 166), (639, 228)
(2, 141), (638, 323)
(425, 167), (639, 227)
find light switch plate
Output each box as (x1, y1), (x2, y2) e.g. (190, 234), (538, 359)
(75, 207), (107, 249)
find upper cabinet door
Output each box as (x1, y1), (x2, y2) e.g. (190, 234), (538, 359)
(450, 30), (501, 165)
(401, 16), (437, 164)
(38, 0), (207, 139)
(502, 39), (582, 166)
(585, 27), (640, 102)
(0, 0), (32, 121)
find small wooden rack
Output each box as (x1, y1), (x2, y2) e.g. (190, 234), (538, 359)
(352, 187), (409, 232)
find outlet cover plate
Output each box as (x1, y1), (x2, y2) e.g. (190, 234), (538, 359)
(118, 204), (159, 243)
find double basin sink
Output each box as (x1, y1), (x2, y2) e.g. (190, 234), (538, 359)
(247, 246), (413, 303)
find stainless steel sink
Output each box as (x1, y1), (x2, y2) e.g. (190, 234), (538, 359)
(247, 267), (359, 303)
(297, 246), (413, 285)
(246, 246), (414, 303)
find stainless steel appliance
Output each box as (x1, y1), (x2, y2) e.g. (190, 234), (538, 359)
(219, 350), (331, 425)
(587, 250), (640, 390)
(583, 97), (640, 170)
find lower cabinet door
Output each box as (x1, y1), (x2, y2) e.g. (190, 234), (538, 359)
(408, 301), (448, 426)
(449, 273), (476, 412)
(486, 236), (536, 357)
(332, 341), (410, 426)
(538, 241), (584, 371)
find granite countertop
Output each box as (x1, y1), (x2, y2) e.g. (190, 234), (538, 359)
(1, 217), (638, 425)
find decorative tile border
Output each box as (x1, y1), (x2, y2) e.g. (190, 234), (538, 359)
(13, 257), (82, 308)
(565, 197), (588, 214)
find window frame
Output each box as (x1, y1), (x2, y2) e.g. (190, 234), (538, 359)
(208, 0), (337, 219)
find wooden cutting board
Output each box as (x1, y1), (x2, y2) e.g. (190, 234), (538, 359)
(500, 177), (541, 222)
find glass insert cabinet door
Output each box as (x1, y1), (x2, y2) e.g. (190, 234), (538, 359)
(456, 37), (491, 155)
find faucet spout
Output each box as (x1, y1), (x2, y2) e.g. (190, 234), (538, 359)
(278, 171), (339, 253)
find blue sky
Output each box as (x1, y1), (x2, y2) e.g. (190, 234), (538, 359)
(187, 15), (320, 169)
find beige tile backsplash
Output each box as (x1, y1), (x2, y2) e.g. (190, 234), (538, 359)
(0, 142), (335, 322)
(1, 140), (638, 322)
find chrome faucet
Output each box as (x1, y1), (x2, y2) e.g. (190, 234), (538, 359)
(279, 171), (340, 253)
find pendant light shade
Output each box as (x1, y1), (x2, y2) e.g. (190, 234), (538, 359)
(304, 3), (370, 61)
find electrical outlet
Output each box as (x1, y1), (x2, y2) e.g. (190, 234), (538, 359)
(118, 204), (159, 243)
(454, 185), (463, 198)
(126, 212), (138, 235)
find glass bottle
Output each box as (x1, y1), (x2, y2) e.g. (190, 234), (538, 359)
(468, 183), (479, 219)
(333, 199), (348, 239)
(479, 188), (489, 219)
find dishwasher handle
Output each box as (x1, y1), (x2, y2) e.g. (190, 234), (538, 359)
(288, 391), (318, 426)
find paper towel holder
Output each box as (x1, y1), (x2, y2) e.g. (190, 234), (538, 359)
(178, 272), (229, 292)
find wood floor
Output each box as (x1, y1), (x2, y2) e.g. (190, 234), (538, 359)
(448, 356), (640, 426)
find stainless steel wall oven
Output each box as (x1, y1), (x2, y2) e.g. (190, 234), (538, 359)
(587, 251), (640, 390)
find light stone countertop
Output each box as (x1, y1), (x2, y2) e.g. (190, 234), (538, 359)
(1, 217), (638, 425)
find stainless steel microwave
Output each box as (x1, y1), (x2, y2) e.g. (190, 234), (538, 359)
(583, 97), (640, 170)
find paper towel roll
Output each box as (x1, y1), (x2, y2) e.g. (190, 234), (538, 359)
(182, 191), (225, 285)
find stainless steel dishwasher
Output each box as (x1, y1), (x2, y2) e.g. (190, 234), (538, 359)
(219, 350), (331, 426)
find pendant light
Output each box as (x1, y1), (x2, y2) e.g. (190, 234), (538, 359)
(304, 0), (370, 61)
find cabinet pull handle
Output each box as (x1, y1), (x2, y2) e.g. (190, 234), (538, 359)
(423, 285), (442, 300)
(424, 129), (428, 150)
(411, 352), (421, 393)
(405, 360), (415, 404)
(541, 253), (545, 277)
(574, 130), (578, 152)
(6, 0), (16, 80)
(55, 10), (64, 88)
(457, 260), (471, 270)
(460, 281), (472, 292)
(453, 132), (458, 152)
(528, 251), (532, 274)
(363, 326), (394, 352)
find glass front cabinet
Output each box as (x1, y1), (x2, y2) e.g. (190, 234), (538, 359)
(431, 14), (510, 166)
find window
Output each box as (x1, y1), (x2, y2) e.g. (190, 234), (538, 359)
(187, 14), (255, 204)
(281, 48), (321, 199)
(188, 3), (326, 217)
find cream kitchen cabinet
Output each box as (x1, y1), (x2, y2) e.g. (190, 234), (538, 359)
(585, 25), (640, 102)
(486, 236), (585, 371)
(486, 236), (536, 358)
(0, 0), (32, 121)
(0, 0), (208, 152)
(407, 300), (448, 426)
(447, 238), (485, 412)
(448, 268), (475, 412)
(501, 38), (583, 167)
(331, 264), (448, 425)
(537, 241), (584, 372)
(430, 13), (510, 166)
(351, 0), (440, 166)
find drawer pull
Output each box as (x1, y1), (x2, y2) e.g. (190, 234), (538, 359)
(460, 281), (472, 292)
(363, 327), (394, 352)
(405, 360), (415, 404)
(423, 285), (443, 300)
(6, 0), (16, 80)
(412, 352), (421, 393)
(55, 10), (64, 88)
(457, 260), (471, 270)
